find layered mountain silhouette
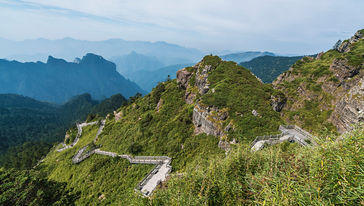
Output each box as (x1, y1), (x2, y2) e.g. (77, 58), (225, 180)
(0, 53), (144, 103)
(220, 51), (275, 63)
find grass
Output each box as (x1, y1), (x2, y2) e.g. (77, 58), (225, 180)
(151, 126), (364, 205)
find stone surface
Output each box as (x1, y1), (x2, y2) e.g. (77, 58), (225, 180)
(193, 103), (227, 137)
(337, 31), (364, 53)
(195, 65), (213, 95)
(330, 78), (364, 132)
(176, 68), (192, 89)
(270, 94), (286, 112)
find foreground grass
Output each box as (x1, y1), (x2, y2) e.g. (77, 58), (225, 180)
(151, 126), (364, 205)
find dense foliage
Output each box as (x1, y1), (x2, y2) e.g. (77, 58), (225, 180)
(0, 93), (127, 169)
(240, 55), (303, 82)
(0, 168), (79, 205)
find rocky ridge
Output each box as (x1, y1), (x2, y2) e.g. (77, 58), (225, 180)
(177, 60), (229, 141)
(273, 30), (364, 133)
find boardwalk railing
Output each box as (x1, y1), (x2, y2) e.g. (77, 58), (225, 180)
(251, 125), (315, 150)
(250, 132), (287, 148)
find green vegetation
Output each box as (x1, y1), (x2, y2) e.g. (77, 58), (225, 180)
(152, 126), (364, 205)
(200, 56), (283, 141)
(0, 93), (127, 169)
(276, 35), (364, 134)
(240, 55), (303, 83)
(0, 168), (79, 205)
(38, 78), (224, 204)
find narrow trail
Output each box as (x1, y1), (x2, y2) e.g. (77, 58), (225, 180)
(56, 119), (171, 197)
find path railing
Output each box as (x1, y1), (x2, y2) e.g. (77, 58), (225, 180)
(251, 125), (315, 151)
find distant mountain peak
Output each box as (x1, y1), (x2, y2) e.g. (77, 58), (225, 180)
(46, 56), (67, 65)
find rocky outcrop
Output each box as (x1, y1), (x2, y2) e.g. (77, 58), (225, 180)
(195, 65), (213, 95)
(330, 59), (361, 82)
(193, 103), (228, 137)
(176, 63), (214, 104)
(273, 30), (364, 133)
(176, 68), (192, 89)
(270, 94), (287, 112)
(337, 30), (364, 53)
(330, 78), (364, 132)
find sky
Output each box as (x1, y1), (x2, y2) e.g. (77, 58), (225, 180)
(0, 0), (364, 55)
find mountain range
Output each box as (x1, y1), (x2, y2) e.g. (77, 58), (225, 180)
(220, 51), (275, 63)
(0, 38), (203, 66)
(0, 53), (144, 103)
(0, 29), (363, 205)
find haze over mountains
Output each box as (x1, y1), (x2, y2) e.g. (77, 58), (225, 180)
(0, 38), (203, 65)
(0, 53), (144, 103)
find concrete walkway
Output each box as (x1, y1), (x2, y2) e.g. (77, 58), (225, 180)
(56, 119), (172, 197)
(251, 125), (315, 151)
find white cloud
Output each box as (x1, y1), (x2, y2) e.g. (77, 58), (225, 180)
(1, 0), (364, 53)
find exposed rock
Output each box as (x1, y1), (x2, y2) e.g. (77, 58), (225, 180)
(193, 103), (227, 137)
(270, 94), (287, 112)
(337, 30), (364, 53)
(252, 110), (260, 117)
(185, 91), (196, 104)
(330, 59), (361, 82)
(195, 65), (213, 95)
(273, 67), (295, 86)
(330, 78), (364, 132)
(176, 68), (192, 89)
(98, 194), (105, 201)
(218, 140), (230, 153)
(156, 98), (163, 112)
(316, 52), (324, 60)
(114, 111), (123, 121)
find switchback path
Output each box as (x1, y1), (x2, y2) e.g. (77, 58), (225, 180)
(57, 119), (171, 197)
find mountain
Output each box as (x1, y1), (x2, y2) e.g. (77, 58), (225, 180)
(240, 55), (303, 83)
(1, 48), (363, 205)
(0, 38), (203, 66)
(110, 51), (194, 91)
(127, 63), (194, 91)
(220, 51), (275, 63)
(0, 53), (144, 103)
(110, 51), (165, 77)
(273, 29), (364, 134)
(35, 55), (283, 204)
(0, 93), (127, 169)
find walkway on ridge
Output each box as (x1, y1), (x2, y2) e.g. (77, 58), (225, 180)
(55, 119), (171, 197)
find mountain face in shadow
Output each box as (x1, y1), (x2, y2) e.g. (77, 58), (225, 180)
(220, 51), (275, 63)
(240, 55), (303, 83)
(0, 53), (145, 103)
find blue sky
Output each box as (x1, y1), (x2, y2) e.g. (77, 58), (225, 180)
(1, 0), (364, 54)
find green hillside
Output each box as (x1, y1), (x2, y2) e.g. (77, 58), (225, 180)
(34, 55), (284, 204)
(240, 55), (303, 83)
(0, 93), (127, 169)
(2, 48), (362, 205)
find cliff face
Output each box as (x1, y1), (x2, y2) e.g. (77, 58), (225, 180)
(273, 30), (364, 133)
